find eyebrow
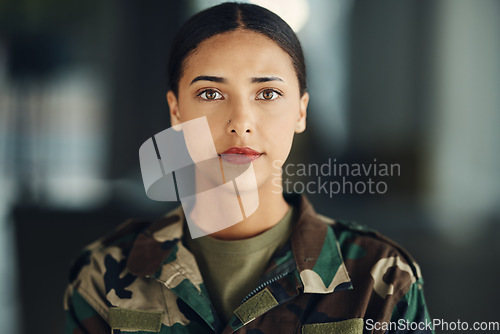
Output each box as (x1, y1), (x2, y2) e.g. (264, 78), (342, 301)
(190, 75), (226, 85)
(190, 75), (284, 85)
(251, 76), (284, 83)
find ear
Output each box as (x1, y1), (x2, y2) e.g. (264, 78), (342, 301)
(295, 92), (309, 133)
(167, 90), (182, 129)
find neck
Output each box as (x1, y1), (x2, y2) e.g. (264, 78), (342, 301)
(188, 170), (289, 240)
(209, 186), (289, 240)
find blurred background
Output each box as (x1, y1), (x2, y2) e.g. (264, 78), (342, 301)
(1, 0), (499, 333)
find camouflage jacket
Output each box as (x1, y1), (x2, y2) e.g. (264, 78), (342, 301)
(64, 194), (433, 333)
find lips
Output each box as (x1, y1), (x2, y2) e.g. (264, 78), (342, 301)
(219, 147), (262, 165)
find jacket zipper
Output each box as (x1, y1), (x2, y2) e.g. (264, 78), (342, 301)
(241, 271), (290, 303)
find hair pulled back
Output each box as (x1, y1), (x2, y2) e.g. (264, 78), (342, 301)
(167, 2), (307, 96)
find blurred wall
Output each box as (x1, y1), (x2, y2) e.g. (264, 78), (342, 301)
(1, 1), (187, 333)
(424, 0), (500, 239)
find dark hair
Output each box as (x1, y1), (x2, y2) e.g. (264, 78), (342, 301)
(167, 2), (307, 96)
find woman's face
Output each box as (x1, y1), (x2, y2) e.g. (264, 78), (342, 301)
(167, 29), (309, 191)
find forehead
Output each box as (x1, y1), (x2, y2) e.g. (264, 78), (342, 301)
(180, 29), (296, 84)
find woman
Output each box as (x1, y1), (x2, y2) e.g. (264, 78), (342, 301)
(64, 3), (432, 333)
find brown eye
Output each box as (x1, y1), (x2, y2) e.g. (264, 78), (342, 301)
(206, 90), (216, 99)
(257, 89), (281, 100)
(198, 89), (223, 100)
(263, 90), (273, 99)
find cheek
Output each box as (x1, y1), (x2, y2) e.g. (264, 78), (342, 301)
(273, 103), (301, 136)
(178, 99), (226, 133)
(265, 117), (297, 157)
(273, 104), (302, 158)
(205, 112), (229, 137)
(178, 100), (203, 121)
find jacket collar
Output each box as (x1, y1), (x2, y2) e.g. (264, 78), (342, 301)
(287, 194), (352, 293)
(126, 194), (352, 294)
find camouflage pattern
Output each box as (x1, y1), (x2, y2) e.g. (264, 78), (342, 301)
(64, 194), (433, 333)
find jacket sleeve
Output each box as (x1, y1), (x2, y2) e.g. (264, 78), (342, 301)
(388, 278), (434, 334)
(64, 285), (111, 334)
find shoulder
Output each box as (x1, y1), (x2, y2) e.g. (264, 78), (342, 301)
(68, 218), (152, 284)
(288, 193), (422, 285)
(66, 217), (153, 316)
(318, 213), (424, 296)
(69, 205), (185, 274)
(66, 207), (184, 319)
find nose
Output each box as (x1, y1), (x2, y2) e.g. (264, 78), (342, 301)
(226, 99), (254, 136)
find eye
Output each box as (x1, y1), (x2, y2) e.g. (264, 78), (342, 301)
(197, 89), (223, 100)
(256, 89), (282, 101)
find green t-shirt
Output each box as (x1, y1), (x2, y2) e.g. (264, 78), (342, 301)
(185, 206), (295, 324)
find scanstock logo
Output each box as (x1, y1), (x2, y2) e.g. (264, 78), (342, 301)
(139, 116), (259, 238)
